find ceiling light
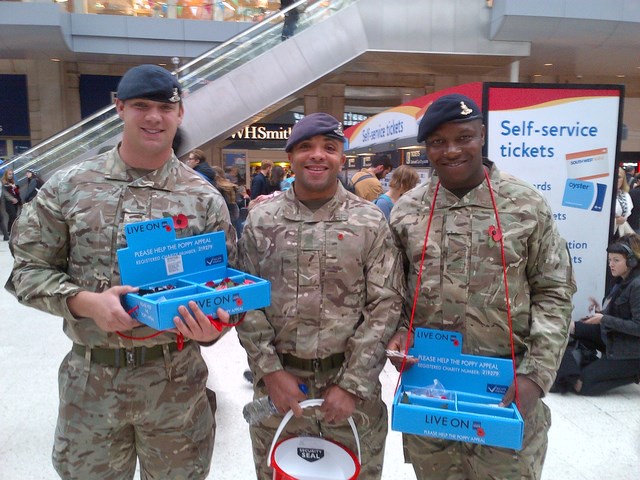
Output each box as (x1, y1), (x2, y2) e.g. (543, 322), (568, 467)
(544, 63), (553, 67)
(50, 58), (61, 62)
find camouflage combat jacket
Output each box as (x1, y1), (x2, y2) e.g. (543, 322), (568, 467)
(6, 148), (236, 348)
(389, 161), (576, 393)
(237, 183), (404, 400)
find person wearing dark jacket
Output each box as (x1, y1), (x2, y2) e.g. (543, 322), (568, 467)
(24, 169), (44, 203)
(280, 0), (300, 40)
(186, 149), (216, 185)
(562, 234), (640, 395)
(249, 160), (272, 199)
(2, 168), (22, 234)
(628, 186), (640, 233)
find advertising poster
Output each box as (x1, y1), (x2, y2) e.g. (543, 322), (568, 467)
(345, 83), (482, 152)
(485, 84), (624, 319)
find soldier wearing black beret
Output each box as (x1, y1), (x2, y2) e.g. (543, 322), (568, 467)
(387, 92), (575, 479)
(7, 62), (236, 479)
(416, 93), (483, 143)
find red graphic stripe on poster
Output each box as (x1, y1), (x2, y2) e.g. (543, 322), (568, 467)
(488, 88), (620, 111)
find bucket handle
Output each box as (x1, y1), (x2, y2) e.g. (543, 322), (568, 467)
(267, 398), (362, 467)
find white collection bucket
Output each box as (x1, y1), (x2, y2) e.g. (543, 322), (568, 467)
(267, 399), (362, 480)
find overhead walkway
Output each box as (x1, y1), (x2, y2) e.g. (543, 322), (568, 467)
(4, 0), (530, 180)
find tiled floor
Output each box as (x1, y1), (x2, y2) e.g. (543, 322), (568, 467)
(0, 238), (638, 479)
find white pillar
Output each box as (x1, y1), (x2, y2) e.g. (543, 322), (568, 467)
(510, 61), (520, 83)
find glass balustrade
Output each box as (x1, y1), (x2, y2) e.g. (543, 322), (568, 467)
(4, 0), (356, 180)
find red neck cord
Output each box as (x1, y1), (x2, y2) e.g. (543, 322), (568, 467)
(116, 307), (247, 351)
(483, 170), (520, 409)
(394, 172), (520, 410)
(393, 181), (440, 395)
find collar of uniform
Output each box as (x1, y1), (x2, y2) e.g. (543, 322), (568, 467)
(281, 180), (350, 222)
(430, 159), (498, 209)
(103, 147), (178, 191)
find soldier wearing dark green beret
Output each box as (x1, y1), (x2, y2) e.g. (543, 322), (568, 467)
(237, 112), (405, 479)
(387, 94), (576, 480)
(6, 64), (236, 479)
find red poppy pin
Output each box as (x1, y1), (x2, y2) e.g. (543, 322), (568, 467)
(173, 214), (189, 230)
(488, 225), (502, 247)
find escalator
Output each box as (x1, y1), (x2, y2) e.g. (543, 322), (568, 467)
(3, 0), (529, 179)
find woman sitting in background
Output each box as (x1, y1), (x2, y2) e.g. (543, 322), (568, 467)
(373, 165), (419, 221)
(555, 234), (640, 395)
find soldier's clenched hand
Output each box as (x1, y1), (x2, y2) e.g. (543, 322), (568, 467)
(263, 370), (307, 417)
(320, 385), (358, 424)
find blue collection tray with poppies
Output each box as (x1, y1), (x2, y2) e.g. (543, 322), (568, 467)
(117, 217), (270, 331)
(392, 328), (524, 450)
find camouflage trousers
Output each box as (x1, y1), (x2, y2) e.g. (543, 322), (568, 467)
(53, 341), (215, 480)
(248, 368), (388, 480)
(404, 399), (551, 480)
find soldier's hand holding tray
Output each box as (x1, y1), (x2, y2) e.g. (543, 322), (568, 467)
(171, 302), (227, 343)
(386, 331), (418, 371)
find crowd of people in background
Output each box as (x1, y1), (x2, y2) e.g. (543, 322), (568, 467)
(1, 167), (34, 241)
(4, 151), (640, 244)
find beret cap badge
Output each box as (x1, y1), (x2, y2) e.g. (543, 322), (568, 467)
(169, 88), (181, 103)
(460, 101), (473, 116)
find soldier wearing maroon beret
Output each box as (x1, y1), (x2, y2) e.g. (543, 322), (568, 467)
(238, 111), (404, 479)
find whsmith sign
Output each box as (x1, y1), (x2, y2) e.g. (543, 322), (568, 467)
(229, 124), (292, 141)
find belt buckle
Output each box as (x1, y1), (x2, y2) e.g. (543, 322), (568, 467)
(125, 348), (136, 367)
(312, 358), (320, 371)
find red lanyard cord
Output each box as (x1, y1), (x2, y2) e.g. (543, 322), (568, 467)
(483, 169), (520, 409)
(393, 181), (441, 395)
(116, 307), (247, 351)
(206, 312), (247, 331)
(394, 172), (520, 410)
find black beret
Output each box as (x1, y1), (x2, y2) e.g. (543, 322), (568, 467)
(117, 64), (181, 103)
(417, 94), (482, 143)
(285, 112), (345, 152)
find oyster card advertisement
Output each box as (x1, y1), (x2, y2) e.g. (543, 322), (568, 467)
(485, 84), (623, 319)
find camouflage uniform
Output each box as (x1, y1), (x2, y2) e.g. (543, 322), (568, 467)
(6, 148), (236, 479)
(237, 184), (404, 480)
(389, 161), (575, 480)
